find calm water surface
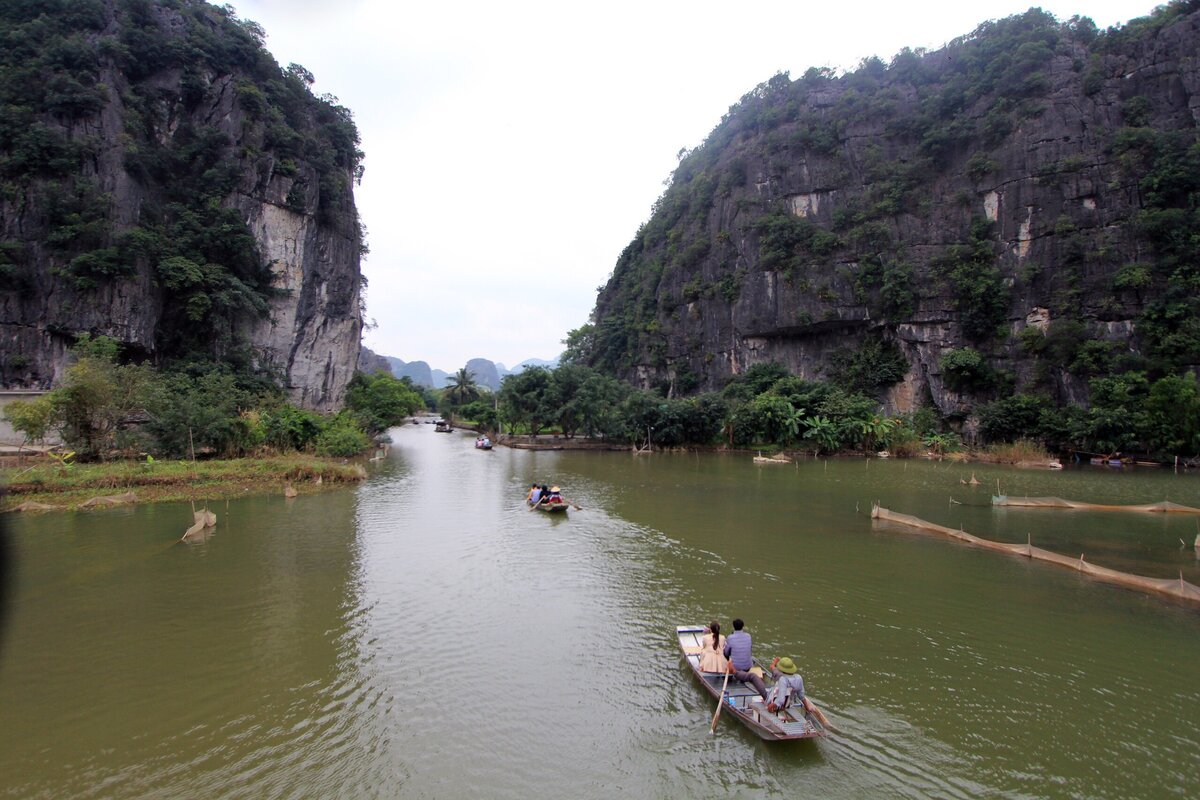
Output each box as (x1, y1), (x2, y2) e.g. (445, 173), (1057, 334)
(2, 426), (1198, 798)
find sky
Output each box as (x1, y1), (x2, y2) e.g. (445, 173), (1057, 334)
(231, 0), (1159, 373)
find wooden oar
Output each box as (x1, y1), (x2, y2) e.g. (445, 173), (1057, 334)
(562, 497), (583, 510)
(710, 668), (733, 734)
(804, 700), (839, 734)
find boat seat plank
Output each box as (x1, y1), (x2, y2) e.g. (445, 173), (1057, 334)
(748, 699), (813, 734)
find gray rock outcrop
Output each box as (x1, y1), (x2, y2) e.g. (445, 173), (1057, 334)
(584, 8), (1200, 417)
(0, 0), (362, 411)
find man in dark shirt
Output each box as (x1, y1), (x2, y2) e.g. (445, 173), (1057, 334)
(722, 618), (768, 701)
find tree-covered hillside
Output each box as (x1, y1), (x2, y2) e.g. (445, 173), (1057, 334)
(571, 2), (1200, 453)
(0, 0), (364, 394)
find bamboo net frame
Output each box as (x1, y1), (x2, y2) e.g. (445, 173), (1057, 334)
(871, 505), (1200, 608)
(992, 495), (1200, 514)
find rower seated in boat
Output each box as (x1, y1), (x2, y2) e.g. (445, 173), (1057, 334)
(765, 656), (814, 715)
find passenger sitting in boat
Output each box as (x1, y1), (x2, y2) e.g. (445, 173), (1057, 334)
(547, 485), (564, 504)
(539, 485), (550, 504)
(765, 657), (814, 715)
(723, 618), (768, 701)
(698, 620), (728, 673)
(527, 483), (542, 504)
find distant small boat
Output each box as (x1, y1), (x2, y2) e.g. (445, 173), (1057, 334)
(475, 436), (493, 450)
(1090, 458), (1127, 467)
(435, 420), (453, 433)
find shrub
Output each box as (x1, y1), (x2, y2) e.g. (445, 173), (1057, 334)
(3, 396), (54, 442)
(977, 393), (1054, 442)
(939, 348), (994, 393)
(260, 404), (324, 451)
(933, 218), (1008, 341)
(315, 413), (370, 457)
(345, 371), (423, 435)
(827, 338), (908, 395)
(141, 370), (254, 457)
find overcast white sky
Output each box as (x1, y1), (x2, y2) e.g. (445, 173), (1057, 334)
(231, 0), (1157, 373)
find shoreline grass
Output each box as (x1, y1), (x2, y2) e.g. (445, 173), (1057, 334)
(1, 455), (367, 512)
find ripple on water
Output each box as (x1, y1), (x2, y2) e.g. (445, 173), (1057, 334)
(3, 437), (1198, 798)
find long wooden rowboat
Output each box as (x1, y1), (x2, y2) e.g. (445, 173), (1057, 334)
(531, 501), (568, 514)
(676, 624), (828, 741)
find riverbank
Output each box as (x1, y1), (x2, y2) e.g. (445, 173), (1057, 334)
(488, 433), (1070, 466)
(0, 455), (367, 512)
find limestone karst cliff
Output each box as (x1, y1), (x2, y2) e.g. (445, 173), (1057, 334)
(579, 4), (1200, 426)
(0, 0), (363, 410)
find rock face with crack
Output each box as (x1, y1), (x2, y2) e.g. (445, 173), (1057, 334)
(0, 0), (363, 410)
(583, 8), (1200, 420)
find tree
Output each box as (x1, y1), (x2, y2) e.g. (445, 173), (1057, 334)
(548, 364), (592, 437)
(561, 324), (596, 365)
(315, 411), (370, 456)
(751, 395), (803, 444)
(445, 366), (480, 407)
(572, 372), (628, 439)
(460, 400), (499, 432)
(1144, 373), (1200, 455)
(858, 413), (897, 451)
(345, 371), (423, 435)
(499, 367), (552, 435)
(259, 404), (324, 451)
(44, 338), (151, 461)
(802, 415), (840, 454)
(141, 370), (253, 457)
(3, 395), (54, 444)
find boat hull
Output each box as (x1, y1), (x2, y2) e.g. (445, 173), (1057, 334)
(676, 624), (827, 740)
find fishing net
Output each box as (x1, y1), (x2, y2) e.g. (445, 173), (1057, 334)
(871, 505), (1200, 608)
(79, 491), (137, 508)
(992, 495), (1200, 514)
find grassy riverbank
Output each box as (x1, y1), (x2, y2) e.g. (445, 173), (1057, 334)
(1, 456), (368, 512)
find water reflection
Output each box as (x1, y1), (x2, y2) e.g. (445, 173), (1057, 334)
(1, 433), (1197, 798)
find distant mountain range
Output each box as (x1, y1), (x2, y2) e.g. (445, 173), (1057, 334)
(359, 349), (560, 391)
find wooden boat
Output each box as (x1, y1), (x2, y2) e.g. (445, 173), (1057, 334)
(434, 420), (453, 433)
(475, 437), (493, 450)
(676, 624), (828, 741)
(529, 498), (568, 513)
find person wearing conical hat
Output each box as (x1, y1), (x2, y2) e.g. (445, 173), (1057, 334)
(765, 656), (813, 715)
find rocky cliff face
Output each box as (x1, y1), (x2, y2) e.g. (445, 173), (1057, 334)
(465, 357), (501, 392)
(584, 6), (1200, 421)
(358, 346), (391, 375)
(0, 0), (362, 410)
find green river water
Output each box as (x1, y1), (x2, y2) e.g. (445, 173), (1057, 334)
(1, 424), (1198, 799)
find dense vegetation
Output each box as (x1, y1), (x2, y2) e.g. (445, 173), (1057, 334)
(440, 358), (1198, 459)
(0, 0), (363, 376)
(453, 360), (943, 455)
(569, 1), (1200, 458)
(4, 336), (422, 460)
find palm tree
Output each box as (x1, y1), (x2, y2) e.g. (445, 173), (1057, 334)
(445, 367), (480, 407)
